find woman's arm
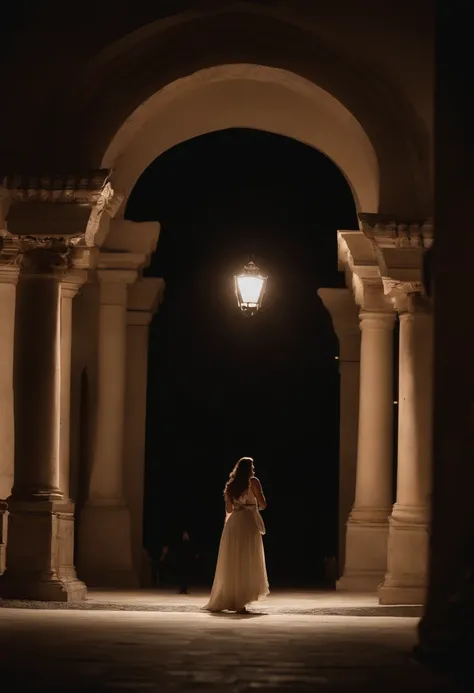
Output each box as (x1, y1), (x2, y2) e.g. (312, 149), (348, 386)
(251, 477), (267, 510)
(225, 493), (233, 514)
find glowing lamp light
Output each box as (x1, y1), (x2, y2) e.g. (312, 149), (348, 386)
(234, 260), (267, 317)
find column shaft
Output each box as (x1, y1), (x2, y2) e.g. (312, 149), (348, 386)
(59, 273), (86, 499)
(379, 296), (433, 605)
(0, 266), (19, 574)
(13, 273), (62, 497)
(338, 358), (360, 572)
(338, 310), (395, 591)
(0, 249), (86, 601)
(396, 309), (433, 510)
(353, 312), (394, 514)
(318, 287), (360, 578)
(90, 284), (127, 502)
(123, 277), (164, 586)
(77, 270), (138, 587)
(124, 313), (151, 584)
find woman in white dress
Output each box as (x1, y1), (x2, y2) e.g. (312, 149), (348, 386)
(204, 456), (269, 613)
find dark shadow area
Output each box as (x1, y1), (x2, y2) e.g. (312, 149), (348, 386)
(125, 128), (358, 588)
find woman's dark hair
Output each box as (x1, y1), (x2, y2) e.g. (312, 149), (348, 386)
(224, 457), (254, 502)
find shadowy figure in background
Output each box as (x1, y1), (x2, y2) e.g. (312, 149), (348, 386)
(146, 541), (163, 588)
(175, 530), (195, 595)
(161, 528), (197, 594)
(324, 555), (337, 590)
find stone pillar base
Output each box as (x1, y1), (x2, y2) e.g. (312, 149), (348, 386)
(0, 498), (86, 602)
(378, 583), (426, 605)
(378, 506), (429, 605)
(0, 500), (8, 575)
(337, 514), (389, 591)
(77, 503), (138, 587)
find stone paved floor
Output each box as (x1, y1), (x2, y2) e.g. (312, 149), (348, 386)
(0, 592), (464, 691)
(0, 589), (423, 616)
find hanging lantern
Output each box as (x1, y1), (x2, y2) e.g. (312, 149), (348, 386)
(234, 260), (267, 317)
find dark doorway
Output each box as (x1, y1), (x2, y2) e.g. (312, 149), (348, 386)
(126, 128), (358, 588)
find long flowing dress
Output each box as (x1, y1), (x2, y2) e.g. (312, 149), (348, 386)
(204, 482), (269, 612)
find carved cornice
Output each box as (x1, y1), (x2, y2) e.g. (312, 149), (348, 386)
(0, 171), (111, 205)
(0, 170), (120, 247)
(0, 233), (81, 275)
(359, 213), (434, 249)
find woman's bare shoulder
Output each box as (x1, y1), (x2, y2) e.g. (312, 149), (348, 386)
(250, 476), (262, 486)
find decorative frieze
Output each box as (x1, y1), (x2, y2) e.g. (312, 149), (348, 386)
(0, 170), (118, 247)
(359, 213), (434, 249)
(0, 171), (111, 205)
(0, 234), (83, 275)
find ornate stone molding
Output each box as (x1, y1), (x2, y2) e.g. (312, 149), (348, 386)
(383, 278), (430, 314)
(359, 213), (434, 249)
(84, 182), (118, 246)
(0, 171), (111, 205)
(336, 230), (394, 314)
(382, 279), (424, 296)
(0, 233), (82, 275)
(352, 275), (393, 313)
(0, 170), (120, 247)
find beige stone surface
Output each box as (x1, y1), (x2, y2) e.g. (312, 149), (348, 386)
(0, 2), (435, 608)
(0, 600), (459, 692)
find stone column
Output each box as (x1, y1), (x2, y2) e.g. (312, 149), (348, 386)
(124, 278), (164, 584)
(0, 261), (19, 574)
(0, 241), (86, 601)
(77, 269), (139, 587)
(318, 288), (360, 576)
(60, 270), (87, 500)
(379, 287), (433, 605)
(338, 299), (395, 591)
(416, 30), (474, 671)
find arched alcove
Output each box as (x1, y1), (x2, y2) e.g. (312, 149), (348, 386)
(126, 127), (358, 586)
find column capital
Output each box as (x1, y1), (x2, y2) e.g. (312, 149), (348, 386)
(97, 269), (137, 307)
(318, 287), (359, 334)
(383, 279), (431, 315)
(0, 258), (20, 284)
(127, 278), (165, 326)
(97, 269), (138, 285)
(318, 287), (360, 362)
(352, 275), (394, 313)
(98, 251), (149, 273)
(2, 234), (75, 277)
(61, 269), (88, 299)
(359, 310), (396, 330)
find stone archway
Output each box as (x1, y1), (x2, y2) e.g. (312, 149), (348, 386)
(0, 6), (433, 604)
(101, 64), (379, 216)
(80, 59), (431, 602)
(80, 64), (381, 591)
